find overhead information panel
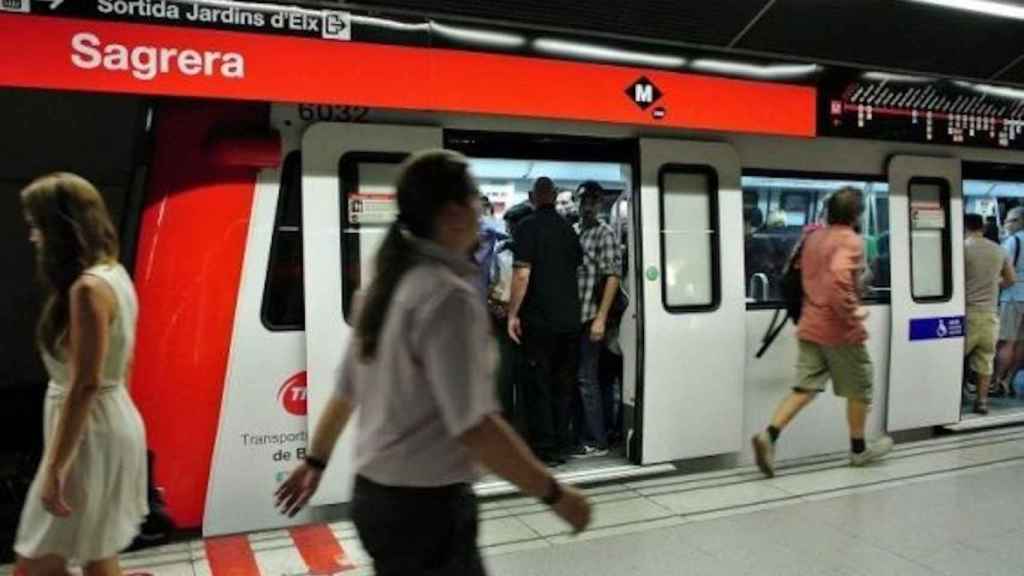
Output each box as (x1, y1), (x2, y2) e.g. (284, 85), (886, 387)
(820, 69), (1024, 150)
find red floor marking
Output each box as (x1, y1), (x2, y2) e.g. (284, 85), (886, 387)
(205, 535), (261, 576)
(289, 524), (355, 574)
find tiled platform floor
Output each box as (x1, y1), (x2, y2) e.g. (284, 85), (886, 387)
(7, 427), (1024, 576)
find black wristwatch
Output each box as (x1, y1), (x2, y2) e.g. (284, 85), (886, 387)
(541, 477), (563, 506)
(305, 455), (328, 471)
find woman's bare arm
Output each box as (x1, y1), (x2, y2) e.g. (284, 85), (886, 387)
(46, 276), (114, 479)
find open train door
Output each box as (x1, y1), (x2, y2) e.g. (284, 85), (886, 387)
(302, 123), (442, 504)
(886, 156), (964, 431)
(637, 139), (745, 463)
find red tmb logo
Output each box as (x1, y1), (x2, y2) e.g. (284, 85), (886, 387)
(278, 372), (308, 416)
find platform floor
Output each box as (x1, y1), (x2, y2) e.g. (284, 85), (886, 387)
(6, 426), (1024, 575)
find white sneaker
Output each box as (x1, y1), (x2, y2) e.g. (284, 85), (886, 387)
(850, 436), (894, 467)
(571, 445), (609, 459)
(752, 432), (776, 478)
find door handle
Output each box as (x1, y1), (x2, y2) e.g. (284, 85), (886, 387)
(749, 273), (770, 302)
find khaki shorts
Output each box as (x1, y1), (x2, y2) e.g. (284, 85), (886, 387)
(998, 301), (1024, 341)
(965, 311), (999, 376)
(795, 340), (874, 403)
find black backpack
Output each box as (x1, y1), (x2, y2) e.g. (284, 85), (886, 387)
(755, 233), (810, 359)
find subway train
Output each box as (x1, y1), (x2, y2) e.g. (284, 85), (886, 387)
(165, 99), (1024, 536)
(5, 7), (1024, 538)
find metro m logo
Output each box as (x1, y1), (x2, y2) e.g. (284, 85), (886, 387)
(625, 76), (663, 111)
(635, 83), (654, 104)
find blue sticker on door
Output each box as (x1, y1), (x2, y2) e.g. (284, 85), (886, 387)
(909, 316), (964, 341)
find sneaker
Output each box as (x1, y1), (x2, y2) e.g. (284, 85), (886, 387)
(570, 445), (609, 459)
(973, 401), (990, 416)
(565, 445), (588, 457)
(751, 432), (776, 478)
(850, 436), (894, 467)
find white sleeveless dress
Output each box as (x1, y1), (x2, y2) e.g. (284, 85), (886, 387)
(14, 263), (149, 564)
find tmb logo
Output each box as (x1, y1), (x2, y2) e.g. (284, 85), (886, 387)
(626, 76), (663, 111)
(278, 372), (308, 416)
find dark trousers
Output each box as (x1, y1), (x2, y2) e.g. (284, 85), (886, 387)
(599, 346), (624, 443)
(575, 321), (608, 448)
(492, 314), (517, 422)
(522, 323), (578, 458)
(351, 475), (486, 576)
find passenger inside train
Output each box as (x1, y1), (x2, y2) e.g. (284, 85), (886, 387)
(481, 171), (629, 468)
(963, 183), (1024, 418)
(334, 158), (635, 470)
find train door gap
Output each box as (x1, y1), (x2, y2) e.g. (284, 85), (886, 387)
(445, 130), (638, 475)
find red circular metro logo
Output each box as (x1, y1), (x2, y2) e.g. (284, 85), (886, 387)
(278, 372), (307, 416)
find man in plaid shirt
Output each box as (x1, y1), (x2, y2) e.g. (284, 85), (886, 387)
(574, 181), (622, 456)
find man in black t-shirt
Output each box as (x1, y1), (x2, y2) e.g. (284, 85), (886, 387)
(508, 177), (583, 465)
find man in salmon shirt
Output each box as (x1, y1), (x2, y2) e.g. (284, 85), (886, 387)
(752, 187), (894, 478)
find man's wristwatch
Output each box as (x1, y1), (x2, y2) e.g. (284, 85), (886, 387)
(305, 455), (328, 471)
(541, 477), (563, 506)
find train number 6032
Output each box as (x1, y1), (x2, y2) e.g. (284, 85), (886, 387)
(298, 104), (369, 123)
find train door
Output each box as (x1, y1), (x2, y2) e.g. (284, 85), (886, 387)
(886, 156), (964, 431)
(301, 123), (442, 505)
(637, 139), (745, 463)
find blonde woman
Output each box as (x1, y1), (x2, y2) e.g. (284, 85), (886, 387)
(15, 174), (147, 576)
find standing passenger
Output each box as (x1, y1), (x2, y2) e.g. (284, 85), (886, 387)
(14, 173), (148, 576)
(963, 213), (1015, 415)
(984, 215), (1001, 244)
(475, 199), (515, 420)
(275, 151), (590, 575)
(572, 182), (620, 456)
(508, 177), (583, 466)
(994, 206), (1024, 397)
(474, 197), (508, 299)
(752, 187), (893, 477)
(500, 188), (535, 434)
(556, 189), (578, 226)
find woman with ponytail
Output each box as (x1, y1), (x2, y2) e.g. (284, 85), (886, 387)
(276, 150), (590, 575)
(14, 173), (148, 576)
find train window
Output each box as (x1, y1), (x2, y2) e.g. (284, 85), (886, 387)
(742, 174), (890, 306)
(340, 152), (408, 322)
(964, 179), (1024, 238)
(778, 192), (811, 227)
(262, 152), (305, 331)
(659, 165), (719, 311)
(909, 178), (952, 302)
